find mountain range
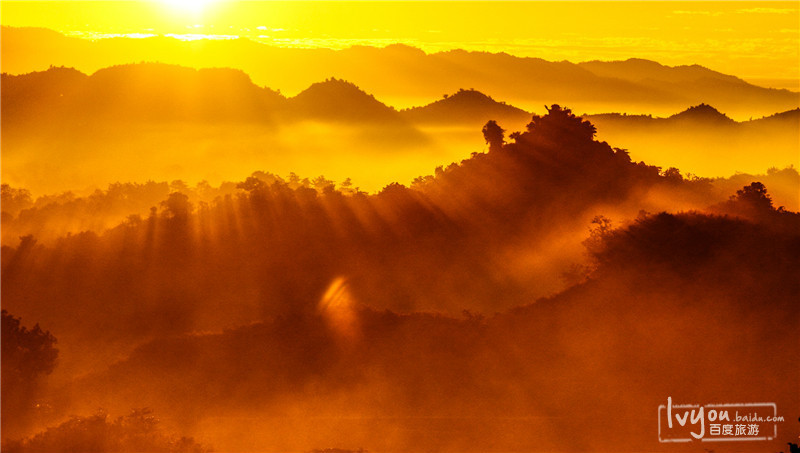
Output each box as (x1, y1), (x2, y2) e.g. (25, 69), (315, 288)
(2, 62), (797, 200)
(2, 26), (798, 118)
(4, 63), (797, 130)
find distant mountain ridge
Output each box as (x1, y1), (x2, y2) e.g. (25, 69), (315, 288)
(746, 108), (800, 125)
(2, 63), (798, 130)
(578, 58), (744, 85)
(583, 103), (797, 128)
(1, 63), (285, 123)
(2, 26), (797, 118)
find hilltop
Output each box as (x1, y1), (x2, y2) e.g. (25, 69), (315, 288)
(401, 88), (530, 126)
(287, 78), (403, 123)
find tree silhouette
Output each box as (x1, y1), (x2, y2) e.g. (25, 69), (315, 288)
(160, 192), (192, 219)
(733, 181), (773, 211)
(1, 184), (33, 217)
(482, 120), (505, 152)
(1, 310), (58, 435)
(711, 181), (781, 220)
(523, 104), (597, 142)
(1, 310), (58, 386)
(2, 408), (209, 453)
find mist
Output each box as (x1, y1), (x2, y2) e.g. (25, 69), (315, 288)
(3, 104), (799, 451)
(2, 19), (799, 453)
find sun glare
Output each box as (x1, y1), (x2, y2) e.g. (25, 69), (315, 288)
(161, 0), (215, 15)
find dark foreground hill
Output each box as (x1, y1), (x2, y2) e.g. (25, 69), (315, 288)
(52, 210), (798, 452)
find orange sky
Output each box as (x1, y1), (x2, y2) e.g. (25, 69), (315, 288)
(2, 1), (799, 88)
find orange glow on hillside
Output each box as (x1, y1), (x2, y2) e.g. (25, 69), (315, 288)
(1, 2), (799, 452)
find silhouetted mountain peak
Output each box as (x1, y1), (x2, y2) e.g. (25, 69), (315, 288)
(444, 88), (496, 103)
(669, 103), (735, 123)
(578, 58), (745, 88)
(85, 63), (286, 115)
(430, 88), (529, 116)
(622, 57), (666, 68)
(290, 78), (400, 121)
(1, 65), (87, 83)
(41, 65), (87, 77)
(619, 57), (706, 72)
(1, 66), (89, 118)
(3, 62), (287, 123)
(382, 43), (427, 56)
(295, 77), (372, 97)
(0, 25), (77, 43)
(401, 89), (530, 124)
(91, 62), (258, 87)
(422, 89), (514, 112)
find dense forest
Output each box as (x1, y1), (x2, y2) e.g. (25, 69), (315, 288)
(3, 105), (798, 451)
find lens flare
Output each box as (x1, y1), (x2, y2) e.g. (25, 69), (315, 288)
(319, 276), (360, 341)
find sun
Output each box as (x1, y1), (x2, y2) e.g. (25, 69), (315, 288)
(161, 0), (216, 15)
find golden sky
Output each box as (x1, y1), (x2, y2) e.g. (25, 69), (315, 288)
(2, 1), (799, 85)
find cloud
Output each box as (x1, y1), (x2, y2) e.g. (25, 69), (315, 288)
(671, 10), (722, 17)
(736, 7), (796, 14)
(672, 7), (797, 17)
